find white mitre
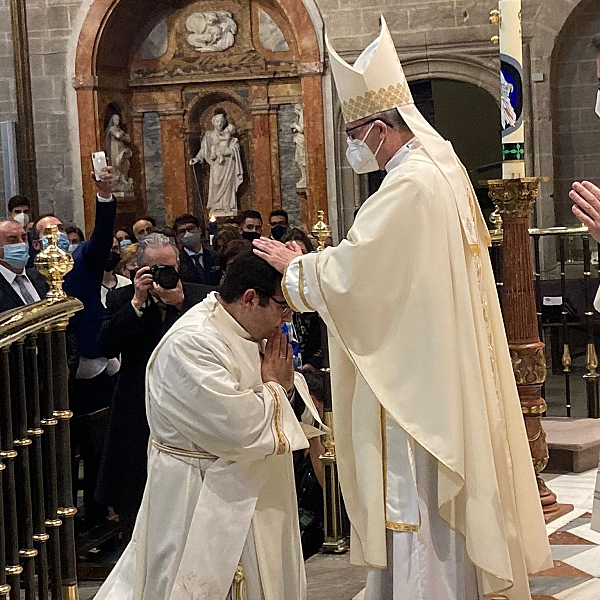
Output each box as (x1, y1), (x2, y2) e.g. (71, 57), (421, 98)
(326, 17), (488, 249)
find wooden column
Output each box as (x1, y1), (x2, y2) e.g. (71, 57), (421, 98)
(488, 178), (571, 521)
(159, 111), (188, 226)
(300, 74), (328, 227)
(249, 85), (274, 221)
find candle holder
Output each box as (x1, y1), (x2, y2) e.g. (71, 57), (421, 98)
(311, 210), (331, 252)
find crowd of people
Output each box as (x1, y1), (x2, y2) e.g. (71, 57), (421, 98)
(0, 167), (328, 558)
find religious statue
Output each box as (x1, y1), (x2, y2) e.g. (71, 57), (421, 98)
(189, 109), (244, 217)
(105, 114), (133, 191)
(185, 12), (237, 52)
(291, 104), (306, 189)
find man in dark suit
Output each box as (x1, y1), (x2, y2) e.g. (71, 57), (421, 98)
(174, 213), (222, 286)
(0, 219), (48, 312)
(96, 232), (213, 541)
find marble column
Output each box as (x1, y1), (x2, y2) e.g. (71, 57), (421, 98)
(130, 113), (147, 219)
(158, 111), (188, 226)
(249, 85), (274, 222)
(300, 73), (328, 227)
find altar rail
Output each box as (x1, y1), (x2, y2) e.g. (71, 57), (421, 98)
(490, 226), (600, 418)
(0, 297), (82, 600)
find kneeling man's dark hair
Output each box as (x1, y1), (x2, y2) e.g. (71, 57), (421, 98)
(220, 249), (282, 307)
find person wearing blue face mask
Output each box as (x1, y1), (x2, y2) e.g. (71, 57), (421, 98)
(0, 219), (49, 312)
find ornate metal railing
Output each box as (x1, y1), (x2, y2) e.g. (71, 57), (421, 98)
(0, 225), (82, 600)
(490, 224), (600, 418)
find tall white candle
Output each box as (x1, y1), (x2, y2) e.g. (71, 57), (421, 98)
(499, 0), (525, 179)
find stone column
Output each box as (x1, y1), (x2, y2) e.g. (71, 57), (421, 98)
(488, 178), (572, 521)
(131, 113), (147, 219)
(158, 111), (188, 226)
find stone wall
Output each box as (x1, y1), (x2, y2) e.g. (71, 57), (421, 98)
(0, 0), (597, 229)
(0, 0), (84, 220)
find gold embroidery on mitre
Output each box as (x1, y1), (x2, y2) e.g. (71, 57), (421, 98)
(341, 82), (413, 123)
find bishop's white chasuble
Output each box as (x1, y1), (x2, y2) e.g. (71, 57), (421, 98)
(94, 293), (324, 600)
(283, 145), (552, 599)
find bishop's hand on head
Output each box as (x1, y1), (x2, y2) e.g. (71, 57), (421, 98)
(570, 180), (600, 243)
(253, 237), (303, 274)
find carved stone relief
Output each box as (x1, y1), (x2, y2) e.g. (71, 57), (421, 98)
(185, 11), (237, 53)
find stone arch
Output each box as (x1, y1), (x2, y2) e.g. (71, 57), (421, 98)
(70, 0), (327, 231)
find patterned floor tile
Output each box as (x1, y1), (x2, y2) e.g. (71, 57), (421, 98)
(548, 531), (595, 545)
(554, 577), (600, 599)
(562, 546), (600, 577)
(529, 576), (592, 595)
(551, 545), (596, 561)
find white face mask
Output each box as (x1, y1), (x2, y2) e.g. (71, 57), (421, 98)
(13, 212), (29, 227)
(346, 123), (384, 174)
(595, 88), (600, 118)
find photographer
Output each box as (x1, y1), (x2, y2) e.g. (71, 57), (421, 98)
(97, 233), (213, 541)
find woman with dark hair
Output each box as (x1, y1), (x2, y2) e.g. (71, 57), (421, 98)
(213, 224), (242, 253)
(281, 228), (314, 254)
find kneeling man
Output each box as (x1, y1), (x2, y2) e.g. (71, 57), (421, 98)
(95, 251), (324, 600)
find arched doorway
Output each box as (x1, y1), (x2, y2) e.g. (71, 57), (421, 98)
(335, 78), (501, 235)
(551, 0), (600, 226)
(74, 0), (327, 233)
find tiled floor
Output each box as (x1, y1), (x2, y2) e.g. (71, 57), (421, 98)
(79, 469), (599, 600)
(526, 469), (599, 600)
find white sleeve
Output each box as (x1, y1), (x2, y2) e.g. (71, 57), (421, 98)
(282, 253), (324, 314)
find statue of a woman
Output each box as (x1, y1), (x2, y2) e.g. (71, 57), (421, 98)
(291, 104), (306, 188)
(105, 114), (133, 191)
(189, 109), (244, 216)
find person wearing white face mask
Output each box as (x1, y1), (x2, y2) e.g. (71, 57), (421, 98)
(0, 219), (48, 312)
(7, 195), (31, 229)
(254, 16), (551, 600)
(174, 213), (222, 286)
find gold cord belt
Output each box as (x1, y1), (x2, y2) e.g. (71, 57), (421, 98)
(151, 439), (217, 460)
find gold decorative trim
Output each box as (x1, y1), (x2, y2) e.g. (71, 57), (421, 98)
(0, 463), (5, 471)
(281, 264), (301, 313)
(27, 428), (44, 436)
(151, 439), (216, 460)
(341, 82), (413, 124)
(5, 565), (23, 575)
(57, 506), (77, 517)
(53, 410), (73, 420)
(44, 519), (62, 527)
(264, 382), (288, 455)
(231, 562), (248, 600)
(522, 404), (547, 416)
(61, 584), (79, 600)
(0, 450), (17, 459)
(13, 438), (32, 447)
(298, 261), (317, 312)
(19, 548), (38, 558)
(41, 418), (58, 426)
(386, 520), (420, 532)
(33, 533), (49, 543)
(0, 584), (10, 595)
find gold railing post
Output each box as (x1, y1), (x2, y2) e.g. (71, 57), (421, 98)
(311, 212), (348, 553)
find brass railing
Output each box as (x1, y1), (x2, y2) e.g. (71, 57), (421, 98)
(490, 224), (600, 418)
(0, 225), (82, 600)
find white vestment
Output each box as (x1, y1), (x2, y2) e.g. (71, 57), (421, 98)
(94, 293), (324, 600)
(283, 144), (552, 599)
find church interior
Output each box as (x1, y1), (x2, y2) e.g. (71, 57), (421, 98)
(1, 0), (600, 599)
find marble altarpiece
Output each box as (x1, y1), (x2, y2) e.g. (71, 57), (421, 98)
(73, 0), (327, 234)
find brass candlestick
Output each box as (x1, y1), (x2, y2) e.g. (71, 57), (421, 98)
(34, 225), (74, 302)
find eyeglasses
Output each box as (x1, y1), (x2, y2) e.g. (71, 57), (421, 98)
(270, 296), (292, 314)
(177, 225), (198, 236)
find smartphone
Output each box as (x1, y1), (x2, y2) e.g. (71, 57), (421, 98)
(92, 151), (108, 181)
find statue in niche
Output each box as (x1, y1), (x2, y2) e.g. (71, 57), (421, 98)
(189, 109), (244, 217)
(186, 12), (237, 52)
(105, 114), (133, 191)
(291, 104), (306, 189)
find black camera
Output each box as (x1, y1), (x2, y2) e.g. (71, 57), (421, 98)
(148, 264), (180, 290)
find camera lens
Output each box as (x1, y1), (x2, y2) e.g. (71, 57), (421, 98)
(151, 264), (180, 290)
